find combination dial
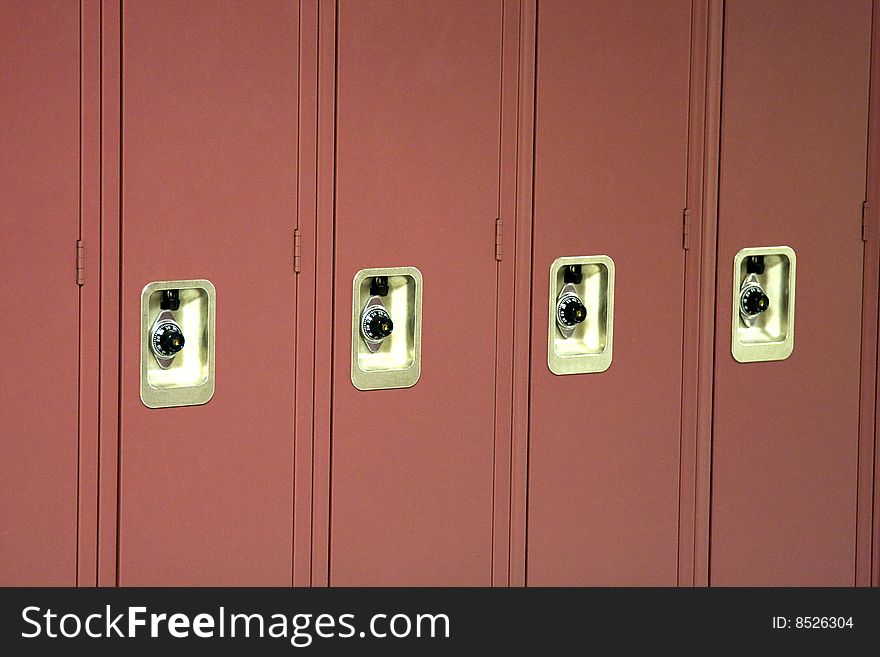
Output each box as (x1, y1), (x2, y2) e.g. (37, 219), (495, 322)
(151, 319), (186, 359)
(740, 285), (770, 317)
(361, 306), (393, 343)
(556, 293), (588, 329)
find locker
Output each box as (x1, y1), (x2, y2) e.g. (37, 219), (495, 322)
(329, 0), (502, 585)
(3, 0), (880, 589)
(709, 0), (872, 585)
(116, 0), (298, 585)
(0, 0), (81, 585)
(526, 0), (692, 585)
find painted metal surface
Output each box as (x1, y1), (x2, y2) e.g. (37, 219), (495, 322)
(292, 0), (321, 586)
(5, 0), (880, 588)
(77, 0), (102, 587)
(97, 0), (123, 587)
(0, 0), (81, 586)
(678, 0), (723, 587)
(527, 0), (692, 585)
(305, 0), (337, 586)
(329, 0), (502, 585)
(710, 0), (872, 586)
(117, 0), (298, 585)
(869, 0), (880, 589)
(507, 0), (538, 587)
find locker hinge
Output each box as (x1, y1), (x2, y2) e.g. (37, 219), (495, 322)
(682, 208), (692, 250)
(862, 201), (870, 242)
(495, 218), (503, 261)
(293, 228), (302, 273)
(76, 240), (84, 285)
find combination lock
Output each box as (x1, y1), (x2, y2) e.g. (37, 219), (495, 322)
(556, 283), (587, 339)
(151, 320), (185, 357)
(557, 294), (587, 327)
(739, 273), (770, 327)
(150, 309), (185, 368)
(360, 298), (393, 352)
(362, 307), (393, 342)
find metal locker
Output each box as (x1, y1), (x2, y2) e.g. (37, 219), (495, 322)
(526, 0), (692, 585)
(0, 0), (81, 585)
(329, 0), (502, 585)
(116, 0), (298, 585)
(709, 0), (872, 585)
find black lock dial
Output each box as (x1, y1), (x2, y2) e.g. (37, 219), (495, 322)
(362, 307), (393, 342)
(557, 293), (587, 328)
(740, 285), (770, 316)
(151, 320), (186, 358)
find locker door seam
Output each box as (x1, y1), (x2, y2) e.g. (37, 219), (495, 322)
(96, 0), (104, 586)
(76, 0), (83, 585)
(325, 0), (340, 587)
(290, 0), (302, 587)
(860, 0), (880, 586)
(489, 0), (508, 586)
(704, 0), (725, 588)
(677, 0), (698, 588)
(115, 0), (124, 587)
(490, 0), (504, 587)
(522, 0), (540, 587)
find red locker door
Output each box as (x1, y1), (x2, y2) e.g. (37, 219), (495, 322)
(527, 0), (692, 585)
(117, 0), (298, 585)
(0, 0), (80, 585)
(330, 0), (502, 585)
(710, 0), (871, 585)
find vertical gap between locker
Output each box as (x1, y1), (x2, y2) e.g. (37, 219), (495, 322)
(705, 0), (727, 588)
(115, 0), (124, 587)
(522, 0), (540, 587)
(677, 0), (695, 589)
(290, 0), (304, 588)
(76, 0), (84, 586)
(308, 1), (318, 586)
(490, 0), (504, 588)
(95, 0), (103, 586)
(323, 0), (340, 587)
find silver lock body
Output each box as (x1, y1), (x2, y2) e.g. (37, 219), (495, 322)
(149, 309), (184, 369)
(739, 273), (768, 328)
(555, 283), (587, 339)
(360, 295), (392, 353)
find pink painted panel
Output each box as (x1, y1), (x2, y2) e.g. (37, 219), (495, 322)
(527, 0), (691, 585)
(0, 0), (80, 585)
(330, 0), (502, 585)
(508, 0), (539, 587)
(293, 0), (318, 588)
(79, 0), (102, 587)
(308, 0), (336, 586)
(492, 0), (527, 586)
(118, 0), (298, 585)
(710, 0), (871, 586)
(857, 0), (880, 587)
(678, 0), (723, 587)
(871, 0), (880, 589)
(98, 0), (121, 586)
